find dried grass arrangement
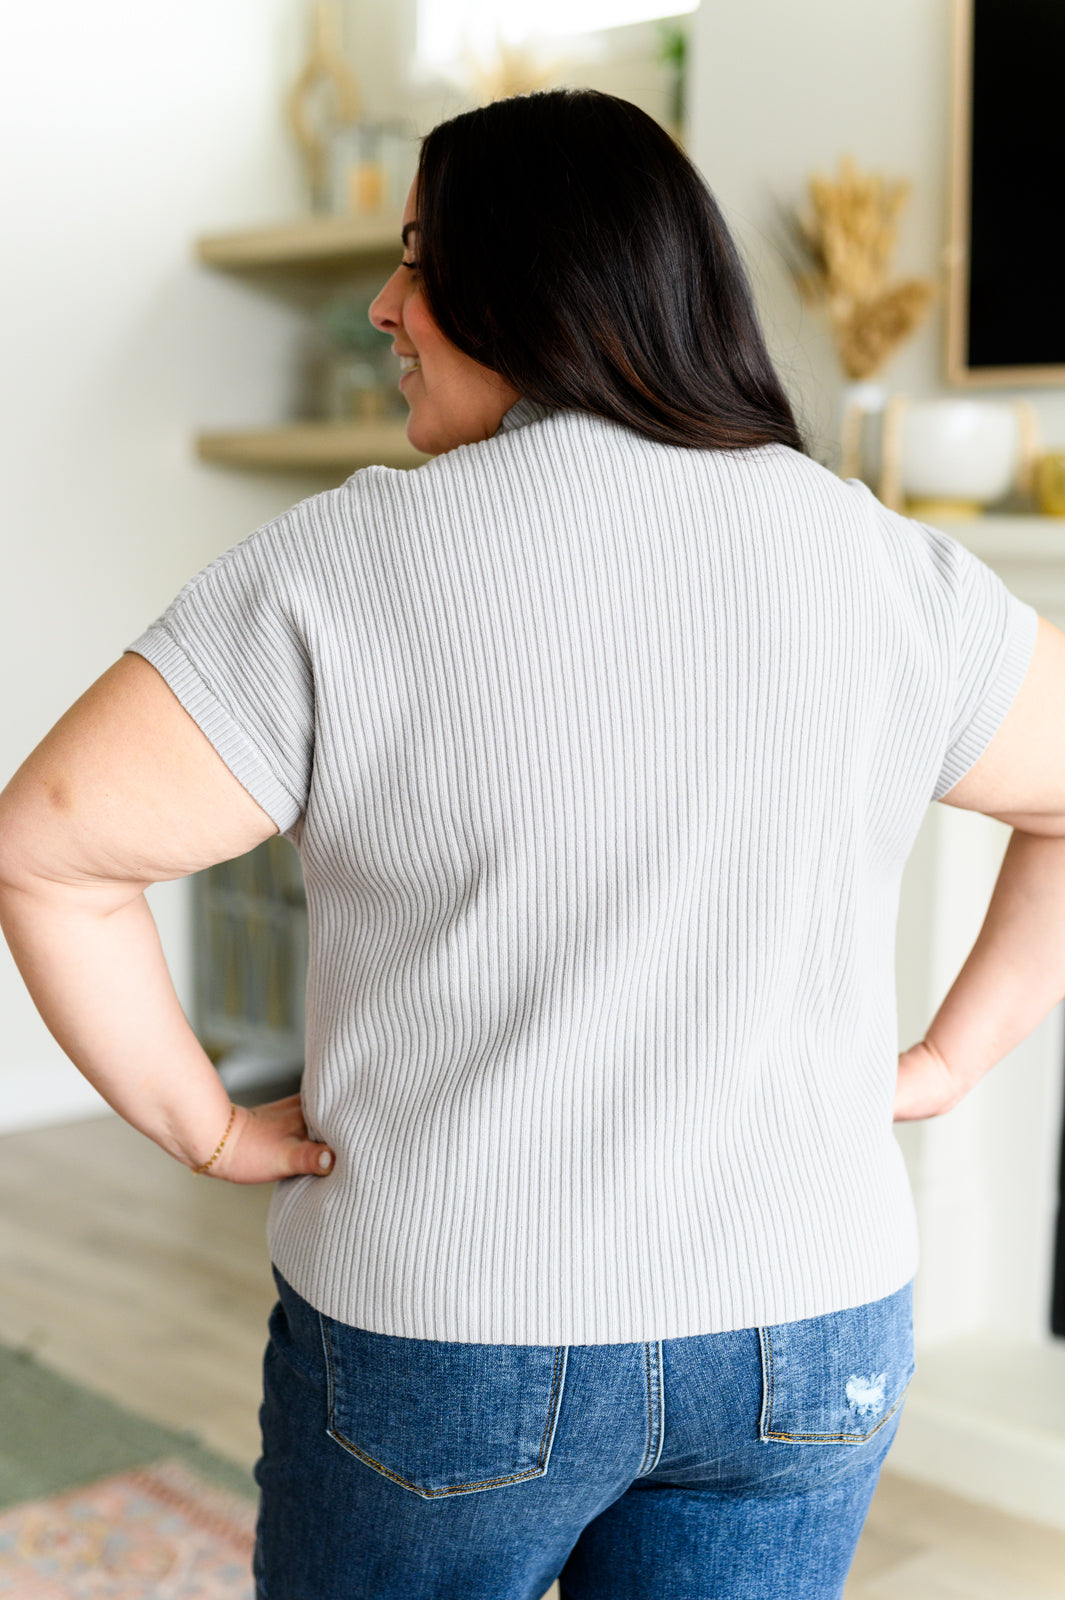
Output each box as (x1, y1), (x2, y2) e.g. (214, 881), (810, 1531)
(457, 30), (567, 104)
(787, 156), (936, 381)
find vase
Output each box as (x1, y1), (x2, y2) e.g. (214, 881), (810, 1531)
(322, 351), (389, 422)
(839, 382), (889, 486)
(329, 119), (416, 216)
(878, 398), (1039, 516)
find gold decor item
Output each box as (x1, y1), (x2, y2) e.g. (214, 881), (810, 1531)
(458, 25), (567, 104)
(789, 156), (936, 384)
(1034, 452), (1065, 516)
(286, 1), (361, 211)
(786, 157), (936, 484)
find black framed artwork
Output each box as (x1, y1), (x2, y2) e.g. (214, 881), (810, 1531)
(947, 0), (1065, 385)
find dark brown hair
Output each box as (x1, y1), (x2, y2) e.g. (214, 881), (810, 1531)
(412, 88), (805, 454)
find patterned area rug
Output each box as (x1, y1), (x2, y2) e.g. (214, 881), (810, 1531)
(0, 1460), (255, 1598)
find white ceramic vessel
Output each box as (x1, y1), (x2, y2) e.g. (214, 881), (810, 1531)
(898, 399), (1021, 514)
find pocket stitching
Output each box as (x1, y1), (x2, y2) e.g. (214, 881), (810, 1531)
(318, 1318), (569, 1498)
(758, 1326), (913, 1445)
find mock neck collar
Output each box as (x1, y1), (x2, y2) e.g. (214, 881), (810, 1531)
(496, 396), (558, 435)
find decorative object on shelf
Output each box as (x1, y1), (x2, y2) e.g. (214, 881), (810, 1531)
(784, 156), (936, 482)
(329, 117), (416, 216)
(878, 397), (1039, 518)
(317, 290), (402, 423)
(789, 156), (936, 383)
(1034, 453), (1065, 516)
(838, 379), (890, 494)
(455, 25), (566, 104)
(656, 19), (688, 146)
(286, 1), (361, 212)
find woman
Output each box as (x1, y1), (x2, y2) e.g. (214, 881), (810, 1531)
(1, 88), (1062, 1600)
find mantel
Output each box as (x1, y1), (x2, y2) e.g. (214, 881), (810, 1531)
(929, 515), (1065, 628)
(930, 514), (1065, 562)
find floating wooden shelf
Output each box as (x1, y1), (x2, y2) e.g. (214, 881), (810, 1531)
(195, 215), (413, 471)
(196, 213), (405, 273)
(196, 421), (429, 472)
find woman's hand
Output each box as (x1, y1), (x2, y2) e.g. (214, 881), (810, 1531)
(0, 654), (334, 1186)
(201, 1093), (335, 1184)
(893, 1038), (967, 1122)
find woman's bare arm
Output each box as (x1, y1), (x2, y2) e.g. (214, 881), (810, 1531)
(0, 651), (333, 1182)
(895, 613), (1065, 1119)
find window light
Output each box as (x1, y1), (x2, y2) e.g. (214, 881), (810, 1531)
(416, 0), (697, 75)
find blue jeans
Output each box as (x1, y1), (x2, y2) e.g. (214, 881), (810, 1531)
(253, 1268), (914, 1600)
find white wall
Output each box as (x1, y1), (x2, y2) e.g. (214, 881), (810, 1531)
(0, 0), (334, 1130)
(688, 3), (1065, 1354)
(0, 0), (681, 1132)
(688, 0), (1065, 461)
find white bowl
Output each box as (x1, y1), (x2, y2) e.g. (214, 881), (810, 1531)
(899, 400), (1020, 506)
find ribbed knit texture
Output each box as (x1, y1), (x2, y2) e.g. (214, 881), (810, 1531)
(125, 397), (1038, 1345)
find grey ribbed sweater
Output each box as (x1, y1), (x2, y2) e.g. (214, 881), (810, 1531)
(125, 396), (1038, 1345)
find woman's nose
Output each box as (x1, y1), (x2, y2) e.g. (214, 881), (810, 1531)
(368, 268), (404, 334)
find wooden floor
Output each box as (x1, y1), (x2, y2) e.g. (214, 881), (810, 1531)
(1, 1112), (1064, 1599)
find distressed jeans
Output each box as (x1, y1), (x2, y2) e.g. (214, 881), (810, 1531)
(253, 1268), (914, 1600)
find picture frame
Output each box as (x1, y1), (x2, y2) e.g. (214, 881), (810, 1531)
(946, 0), (1065, 387)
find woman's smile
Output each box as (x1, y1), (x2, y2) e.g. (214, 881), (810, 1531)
(396, 351), (421, 386)
(368, 184), (519, 455)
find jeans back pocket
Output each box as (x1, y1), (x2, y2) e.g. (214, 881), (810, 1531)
(319, 1312), (568, 1498)
(758, 1280), (915, 1445)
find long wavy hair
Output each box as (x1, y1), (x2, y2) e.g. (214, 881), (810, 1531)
(412, 88), (805, 454)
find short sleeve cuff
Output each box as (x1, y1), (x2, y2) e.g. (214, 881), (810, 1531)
(125, 624), (304, 834)
(932, 595), (1039, 803)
